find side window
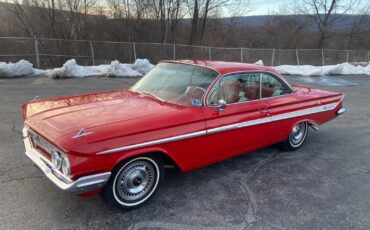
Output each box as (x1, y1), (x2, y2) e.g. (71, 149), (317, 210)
(261, 73), (292, 98)
(209, 73), (261, 105)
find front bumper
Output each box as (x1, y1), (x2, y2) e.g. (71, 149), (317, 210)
(23, 127), (111, 193)
(337, 107), (346, 115)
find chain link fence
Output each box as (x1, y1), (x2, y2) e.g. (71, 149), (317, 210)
(0, 37), (369, 68)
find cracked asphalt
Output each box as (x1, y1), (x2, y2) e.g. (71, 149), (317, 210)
(0, 75), (369, 229)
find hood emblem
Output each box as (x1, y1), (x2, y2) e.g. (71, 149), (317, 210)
(31, 96), (40, 101)
(72, 129), (94, 139)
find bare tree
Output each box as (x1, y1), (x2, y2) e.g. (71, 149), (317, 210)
(187, 0), (252, 45)
(3, 0), (370, 52)
(11, 1), (37, 36)
(295, 0), (363, 48)
(149, 0), (183, 43)
(263, 15), (307, 48)
(10, 0), (98, 39)
(345, 6), (370, 49)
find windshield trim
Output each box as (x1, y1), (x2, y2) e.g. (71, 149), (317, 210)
(141, 91), (165, 102)
(161, 60), (221, 75)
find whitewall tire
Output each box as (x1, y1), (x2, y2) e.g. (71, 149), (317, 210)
(282, 122), (308, 151)
(101, 154), (164, 210)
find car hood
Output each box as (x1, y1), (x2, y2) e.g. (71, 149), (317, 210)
(23, 90), (201, 146)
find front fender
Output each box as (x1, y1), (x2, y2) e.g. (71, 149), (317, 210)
(69, 146), (185, 180)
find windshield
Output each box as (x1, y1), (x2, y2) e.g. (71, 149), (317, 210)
(131, 63), (219, 106)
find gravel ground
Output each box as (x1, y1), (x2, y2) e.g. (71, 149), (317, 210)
(0, 75), (369, 230)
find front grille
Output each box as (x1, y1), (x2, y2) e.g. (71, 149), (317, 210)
(28, 130), (55, 159)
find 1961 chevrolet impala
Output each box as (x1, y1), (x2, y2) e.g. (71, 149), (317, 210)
(21, 60), (346, 209)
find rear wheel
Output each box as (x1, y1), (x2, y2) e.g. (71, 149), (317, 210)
(101, 154), (164, 210)
(282, 122), (308, 151)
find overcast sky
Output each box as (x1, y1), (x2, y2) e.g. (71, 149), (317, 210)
(250, 0), (370, 15)
(1, 0), (367, 16)
(250, 0), (293, 15)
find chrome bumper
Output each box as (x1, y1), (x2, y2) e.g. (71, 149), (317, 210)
(23, 127), (111, 193)
(337, 107), (346, 116)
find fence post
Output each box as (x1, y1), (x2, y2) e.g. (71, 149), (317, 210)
(346, 50), (349, 63)
(208, 47), (212, 60)
(296, 49), (300, 66)
(34, 36), (40, 68)
(173, 44), (176, 60)
(321, 49), (325, 66)
(133, 42), (137, 61)
(271, 49), (275, 66)
(366, 50), (369, 62)
(89, 41), (95, 66)
(240, 47), (243, 62)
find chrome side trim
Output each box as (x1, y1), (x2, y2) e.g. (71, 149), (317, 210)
(98, 130), (207, 155)
(23, 127), (111, 193)
(207, 116), (271, 134)
(98, 101), (341, 155)
(270, 102), (338, 122)
(207, 102), (338, 134)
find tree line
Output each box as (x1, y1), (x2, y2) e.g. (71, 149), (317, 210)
(0, 0), (369, 50)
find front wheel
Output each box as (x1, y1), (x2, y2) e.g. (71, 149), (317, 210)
(101, 154), (164, 210)
(282, 122), (308, 151)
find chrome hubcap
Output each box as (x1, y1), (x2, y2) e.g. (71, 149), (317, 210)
(289, 123), (306, 146)
(116, 160), (155, 201)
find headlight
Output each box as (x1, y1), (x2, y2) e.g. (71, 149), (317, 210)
(51, 150), (62, 170)
(61, 153), (71, 177)
(51, 150), (71, 177)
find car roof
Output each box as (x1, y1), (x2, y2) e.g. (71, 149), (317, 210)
(166, 60), (279, 75)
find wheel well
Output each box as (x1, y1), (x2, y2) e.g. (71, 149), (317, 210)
(154, 152), (180, 169)
(290, 120), (310, 130)
(114, 151), (180, 172)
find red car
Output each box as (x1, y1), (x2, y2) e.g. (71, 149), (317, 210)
(22, 60), (346, 209)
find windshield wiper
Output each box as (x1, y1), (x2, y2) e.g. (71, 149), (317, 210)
(141, 91), (164, 102)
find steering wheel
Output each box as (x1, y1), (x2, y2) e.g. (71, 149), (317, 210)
(190, 86), (206, 99)
(249, 74), (257, 85)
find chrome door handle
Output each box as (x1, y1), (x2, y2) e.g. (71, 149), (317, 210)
(260, 109), (271, 114)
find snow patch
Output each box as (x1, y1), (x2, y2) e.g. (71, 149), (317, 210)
(254, 60), (264, 66)
(2, 58), (370, 78)
(0, 58), (154, 78)
(274, 62), (370, 76)
(47, 59), (153, 78)
(0, 60), (34, 77)
(109, 61), (142, 77)
(48, 59), (111, 78)
(32, 68), (48, 76)
(129, 59), (155, 74)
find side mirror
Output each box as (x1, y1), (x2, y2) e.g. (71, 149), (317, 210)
(215, 99), (227, 111)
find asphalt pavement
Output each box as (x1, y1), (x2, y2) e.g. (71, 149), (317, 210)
(0, 75), (369, 229)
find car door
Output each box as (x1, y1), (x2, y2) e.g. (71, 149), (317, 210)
(258, 72), (299, 144)
(201, 72), (272, 164)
